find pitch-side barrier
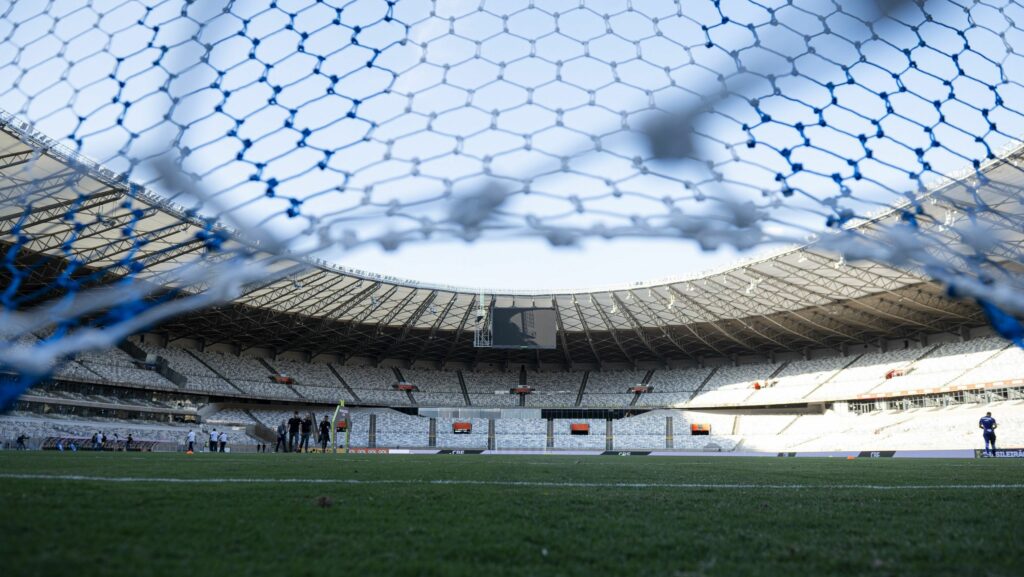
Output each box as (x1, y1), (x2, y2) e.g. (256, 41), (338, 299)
(339, 448), (986, 459)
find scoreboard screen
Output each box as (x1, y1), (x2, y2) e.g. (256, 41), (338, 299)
(491, 307), (557, 349)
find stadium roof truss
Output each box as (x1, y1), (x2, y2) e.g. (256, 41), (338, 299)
(2, 116), (1017, 369)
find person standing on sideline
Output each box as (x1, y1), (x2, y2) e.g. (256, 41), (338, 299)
(218, 430), (227, 453)
(299, 414), (313, 453)
(186, 430), (196, 453)
(979, 412), (998, 457)
(319, 415), (331, 451)
(275, 421), (287, 453)
(209, 429), (218, 452)
(287, 412), (301, 452)
(124, 434), (134, 452)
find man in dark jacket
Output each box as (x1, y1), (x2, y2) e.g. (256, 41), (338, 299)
(299, 414), (313, 453)
(287, 412), (301, 452)
(275, 421), (288, 453)
(319, 415), (331, 451)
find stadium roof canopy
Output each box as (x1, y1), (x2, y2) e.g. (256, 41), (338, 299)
(2, 115), (1021, 368)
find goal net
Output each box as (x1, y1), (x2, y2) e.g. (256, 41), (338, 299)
(1, 0), (1023, 408)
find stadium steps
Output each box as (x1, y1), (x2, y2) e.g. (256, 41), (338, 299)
(242, 409), (261, 425)
(73, 360), (106, 382)
(456, 371), (471, 406)
(196, 403), (223, 419)
(630, 373), (650, 406)
(114, 341), (181, 390)
(767, 362), (788, 380)
(775, 415), (802, 436)
(958, 341), (1016, 379)
(687, 366), (720, 402)
(913, 344), (944, 362)
(872, 415), (918, 436)
(391, 367), (420, 405)
(802, 353), (864, 400)
(243, 409), (276, 443)
(184, 350), (245, 395)
(257, 358), (278, 374)
(117, 339), (147, 361)
(920, 342), (1013, 391)
(327, 364), (361, 404)
(574, 372), (589, 407)
(257, 358), (306, 399)
(863, 345), (941, 394)
(737, 361), (788, 403)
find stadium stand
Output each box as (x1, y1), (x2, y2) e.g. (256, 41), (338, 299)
(189, 351), (299, 401)
(73, 348), (177, 391)
(334, 365), (410, 407)
(290, 384), (352, 404)
(464, 371), (520, 408)
(28, 330), (1024, 414)
(750, 356), (853, 405)
(0, 412), (258, 449)
(734, 402), (1024, 452)
(267, 359), (334, 387)
(347, 411), (371, 448)
(51, 361), (103, 385)
(374, 410), (430, 448)
(552, 419), (607, 450)
(953, 345), (1024, 386)
(402, 369), (465, 407)
(611, 411), (671, 450)
(7, 330), (1024, 454)
(689, 364), (778, 406)
(137, 344), (240, 396)
(525, 371), (584, 408)
(204, 409), (257, 426)
(493, 418), (548, 450)
(807, 348), (925, 402)
(436, 417), (489, 449)
(28, 334), (1024, 414)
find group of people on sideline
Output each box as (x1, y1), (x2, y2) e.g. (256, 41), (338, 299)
(68, 431), (135, 451)
(275, 412), (333, 453)
(182, 415), (333, 454)
(184, 429), (229, 453)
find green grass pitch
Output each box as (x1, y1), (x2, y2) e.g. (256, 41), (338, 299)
(1, 452), (1022, 577)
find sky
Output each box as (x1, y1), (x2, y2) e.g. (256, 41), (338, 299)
(0, 0), (1018, 291)
(335, 236), (753, 291)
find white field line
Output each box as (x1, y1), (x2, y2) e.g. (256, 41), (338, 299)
(1, 473), (1023, 490)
